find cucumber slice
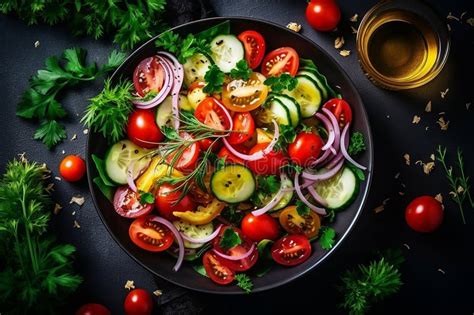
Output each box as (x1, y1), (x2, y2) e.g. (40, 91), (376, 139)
(300, 66), (338, 99)
(283, 75), (322, 118)
(270, 94), (301, 127)
(315, 166), (359, 211)
(155, 96), (173, 128)
(297, 70), (328, 100)
(173, 220), (214, 249)
(211, 164), (255, 203)
(263, 176), (294, 212)
(209, 35), (244, 73)
(183, 53), (212, 87)
(268, 99), (291, 126)
(104, 140), (151, 185)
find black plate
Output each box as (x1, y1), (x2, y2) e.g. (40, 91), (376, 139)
(86, 17), (373, 294)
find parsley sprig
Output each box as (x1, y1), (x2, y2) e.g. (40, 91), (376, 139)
(318, 227), (336, 250)
(155, 32), (209, 64)
(230, 60), (252, 80)
(219, 227), (242, 250)
(203, 65), (225, 94)
(235, 273), (253, 294)
(264, 74), (298, 93)
(348, 132), (366, 156)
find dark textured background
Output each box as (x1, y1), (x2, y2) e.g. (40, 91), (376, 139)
(1, 0), (473, 314)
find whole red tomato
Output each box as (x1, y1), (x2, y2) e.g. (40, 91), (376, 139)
(59, 155), (86, 182)
(75, 303), (111, 315)
(241, 213), (280, 242)
(124, 289), (153, 315)
(155, 183), (196, 220)
(288, 132), (323, 166)
(127, 109), (164, 148)
(405, 196), (444, 233)
(306, 0), (341, 32)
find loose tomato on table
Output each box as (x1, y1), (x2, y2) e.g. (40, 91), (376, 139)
(129, 215), (174, 252)
(247, 142), (288, 175)
(113, 186), (153, 218)
(155, 183), (196, 220)
(228, 112), (255, 145)
(238, 30), (266, 69)
(405, 196), (444, 233)
(133, 56), (165, 97)
(306, 0), (341, 32)
(194, 97), (231, 131)
(271, 234), (312, 266)
(165, 132), (200, 171)
(75, 303), (111, 315)
(288, 132), (324, 166)
(124, 289), (153, 315)
(241, 213), (280, 242)
(323, 98), (353, 128)
(59, 155), (86, 182)
(221, 72), (268, 112)
(127, 109), (164, 148)
(202, 251), (235, 285)
(279, 205), (321, 239)
(261, 47), (299, 77)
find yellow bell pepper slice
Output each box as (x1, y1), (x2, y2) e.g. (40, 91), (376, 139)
(173, 199), (226, 225)
(135, 157), (183, 193)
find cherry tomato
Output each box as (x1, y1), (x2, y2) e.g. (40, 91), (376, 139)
(306, 0), (341, 32)
(155, 183), (196, 221)
(222, 72), (268, 112)
(194, 97), (231, 131)
(165, 132), (200, 171)
(129, 215), (174, 252)
(228, 112), (256, 145)
(113, 186), (153, 218)
(133, 56), (165, 97)
(127, 109), (164, 148)
(323, 98), (353, 128)
(75, 303), (111, 315)
(217, 146), (246, 165)
(59, 155), (86, 182)
(241, 213), (280, 242)
(202, 251), (235, 285)
(288, 132), (324, 166)
(261, 47), (299, 77)
(405, 196), (444, 233)
(124, 289), (153, 315)
(238, 30), (266, 69)
(279, 205), (321, 238)
(247, 142), (288, 175)
(271, 234), (312, 266)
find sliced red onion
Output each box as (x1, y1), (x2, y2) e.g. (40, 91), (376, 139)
(341, 123), (367, 170)
(294, 174), (326, 215)
(252, 173), (289, 216)
(223, 120), (279, 161)
(213, 243), (255, 261)
(326, 151), (344, 169)
(316, 113), (335, 151)
(322, 108), (341, 151)
(307, 185), (328, 207)
(180, 225), (223, 243)
(158, 52), (184, 131)
(311, 148), (333, 167)
(301, 159), (344, 181)
(133, 56), (173, 109)
(151, 216), (185, 272)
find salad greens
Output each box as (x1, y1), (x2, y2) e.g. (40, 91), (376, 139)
(348, 132), (366, 156)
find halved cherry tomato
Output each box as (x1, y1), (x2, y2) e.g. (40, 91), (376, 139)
(113, 186), (153, 218)
(155, 183), (196, 221)
(228, 112), (256, 145)
(127, 109), (164, 148)
(124, 289), (153, 315)
(279, 205), (321, 239)
(194, 97), (231, 131)
(288, 132), (324, 166)
(271, 234), (312, 266)
(212, 227), (258, 272)
(241, 213), (280, 242)
(202, 251), (235, 285)
(261, 47), (299, 77)
(247, 142), (288, 175)
(133, 56), (165, 97)
(323, 98), (353, 128)
(217, 146), (247, 165)
(59, 155), (86, 182)
(221, 72), (268, 112)
(238, 30), (266, 69)
(165, 132), (200, 171)
(129, 215), (174, 252)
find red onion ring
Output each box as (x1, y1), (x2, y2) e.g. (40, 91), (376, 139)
(252, 173), (289, 216)
(322, 108), (341, 152)
(311, 148), (333, 167)
(180, 225), (223, 243)
(302, 159), (344, 181)
(341, 123), (367, 170)
(158, 52), (184, 131)
(307, 185), (328, 207)
(213, 243), (255, 261)
(294, 174), (326, 215)
(151, 216), (185, 271)
(326, 151), (344, 169)
(223, 120), (279, 161)
(316, 113), (335, 151)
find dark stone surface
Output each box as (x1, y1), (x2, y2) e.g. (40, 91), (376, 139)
(0, 0), (473, 314)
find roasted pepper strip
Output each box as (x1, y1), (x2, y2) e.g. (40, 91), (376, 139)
(173, 199), (226, 225)
(136, 157), (183, 193)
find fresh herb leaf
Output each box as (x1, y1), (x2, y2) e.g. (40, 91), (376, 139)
(348, 132), (366, 156)
(93, 177), (115, 202)
(221, 205), (244, 225)
(195, 20), (231, 42)
(192, 263), (209, 278)
(254, 239), (274, 277)
(280, 163), (303, 174)
(319, 227), (336, 250)
(274, 124), (296, 151)
(91, 154), (116, 187)
(264, 74), (298, 93)
(139, 191), (155, 205)
(234, 274), (253, 294)
(347, 162), (366, 181)
(257, 175), (280, 194)
(155, 31), (181, 54)
(215, 157), (226, 171)
(230, 60), (251, 80)
(203, 65), (225, 94)
(296, 200), (310, 216)
(219, 227), (242, 250)
(33, 120), (67, 149)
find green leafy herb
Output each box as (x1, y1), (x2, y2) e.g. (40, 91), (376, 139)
(348, 132), (366, 156)
(0, 155), (82, 313)
(139, 191), (155, 205)
(338, 256), (403, 315)
(91, 154), (116, 187)
(219, 227), (242, 250)
(220, 205), (244, 225)
(81, 78), (134, 143)
(274, 124), (296, 151)
(254, 239), (274, 277)
(230, 60), (252, 80)
(203, 65), (225, 94)
(264, 74), (298, 93)
(192, 263), (209, 278)
(92, 177), (114, 202)
(280, 163), (303, 174)
(347, 163), (366, 181)
(235, 274), (253, 294)
(319, 227), (336, 250)
(296, 200), (310, 216)
(257, 175), (280, 194)
(17, 48), (125, 148)
(1, 0), (167, 49)
(215, 157), (226, 171)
